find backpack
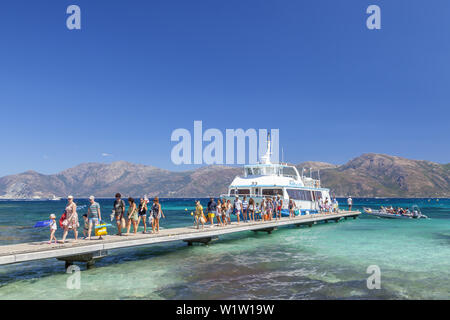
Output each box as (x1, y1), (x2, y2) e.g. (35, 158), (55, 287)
(59, 211), (66, 228)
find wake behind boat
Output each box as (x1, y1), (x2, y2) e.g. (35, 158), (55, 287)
(364, 205), (428, 219)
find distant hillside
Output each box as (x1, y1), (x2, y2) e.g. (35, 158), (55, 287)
(308, 153), (450, 197)
(0, 161), (240, 199)
(0, 154), (448, 199)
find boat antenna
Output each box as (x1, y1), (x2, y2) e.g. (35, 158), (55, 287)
(310, 167), (312, 178)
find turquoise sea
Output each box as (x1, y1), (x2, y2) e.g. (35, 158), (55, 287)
(0, 198), (449, 300)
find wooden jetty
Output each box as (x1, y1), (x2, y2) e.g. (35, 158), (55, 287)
(0, 211), (360, 269)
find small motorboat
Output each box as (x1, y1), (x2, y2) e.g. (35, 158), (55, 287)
(364, 205), (427, 219)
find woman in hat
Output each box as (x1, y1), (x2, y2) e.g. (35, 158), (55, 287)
(60, 195), (79, 243)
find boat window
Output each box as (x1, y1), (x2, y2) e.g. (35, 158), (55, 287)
(237, 189), (250, 195)
(282, 166), (298, 178)
(262, 189), (283, 196)
(287, 189), (313, 201)
(230, 189), (235, 196)
(245, 168), (253, 176)
(253, 167), (262, 175)
(313, 191), (322, 200)
(265, 167), (275, 175)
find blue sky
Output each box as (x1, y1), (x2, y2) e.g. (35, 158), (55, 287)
(0, 0), (449, 176)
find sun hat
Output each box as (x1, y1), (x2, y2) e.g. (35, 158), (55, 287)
(89, 195), (95, 200)
(68, 195), (74, 199)
(49, 213), (56, 219)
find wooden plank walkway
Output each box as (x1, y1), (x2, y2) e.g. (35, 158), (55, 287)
(0, 211), (360, 266)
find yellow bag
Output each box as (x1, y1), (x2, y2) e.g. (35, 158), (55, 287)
(95, 223), (108, 236)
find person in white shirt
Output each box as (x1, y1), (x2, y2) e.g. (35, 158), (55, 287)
(347, 196), (353, 211)
(234, 196), (242, 224)
(242, 196), (249, 223)
(48, 213), (57, 244)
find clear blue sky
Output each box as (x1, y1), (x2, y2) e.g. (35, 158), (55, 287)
(0, 0), (449, 176)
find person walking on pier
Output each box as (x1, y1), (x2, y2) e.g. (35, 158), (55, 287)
(86, 195), (102, 240)
(194, 200), (205, 229)
(226, 199), (232, 224)
(221, 199), (228, 225)
(234, 196), (242, 224)
(276, 195), (283, 220)
(137, 198), (148, 233)
(48, 213), (57, 244)
(260, 198), (267, 221)
(288, 199), (296, 218)
(333, 197), (339, 213)
(126, 197), (138, 234)
(273, 197), (280, 220)
(242, 196), (249, 223)
(266, 197), (273, 221)
(113, 193), (126, 236)
(61, 195), (79, 243)
(151, 197), (164, 233)
(207, 197), (217, 227)
(216, 199), (223, 227)
(248, 198), (256, 222)
(347, 196), (353, 211)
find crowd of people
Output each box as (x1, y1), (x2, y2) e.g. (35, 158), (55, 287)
(47, 194), (165, 244)
(47, 194), (345, 242)
(192, 194), (340, 229)
(381, 206), (415, 216)
(193, 195), (289, 230)
(319, 197), (340, 214)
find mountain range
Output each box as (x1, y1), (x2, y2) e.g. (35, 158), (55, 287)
(0, 153), (448, 199)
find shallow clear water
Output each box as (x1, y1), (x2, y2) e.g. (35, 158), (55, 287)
(0, 198), (449, 299)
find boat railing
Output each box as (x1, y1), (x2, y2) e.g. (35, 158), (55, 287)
(303, 179), (321, 188)
(219, 194), (278, 199)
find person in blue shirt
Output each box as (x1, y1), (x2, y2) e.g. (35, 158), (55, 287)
(86, 195), (102, 240)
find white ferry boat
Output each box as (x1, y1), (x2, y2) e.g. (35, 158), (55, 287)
(221, 134), (332, 216)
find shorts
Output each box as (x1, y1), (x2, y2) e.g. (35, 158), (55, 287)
(277, 206), (281, 211)
(139, 211), (147, 216)
(208, 212), (215, 218)
(89, 218), (99, 225)
(115, 212), (124, 220)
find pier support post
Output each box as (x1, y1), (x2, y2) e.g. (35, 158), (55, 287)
(183, 236), (218, 246)
(65, 261), (73, 270)
(57, 250), (108, 270)
(253, 227), (277, 234)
